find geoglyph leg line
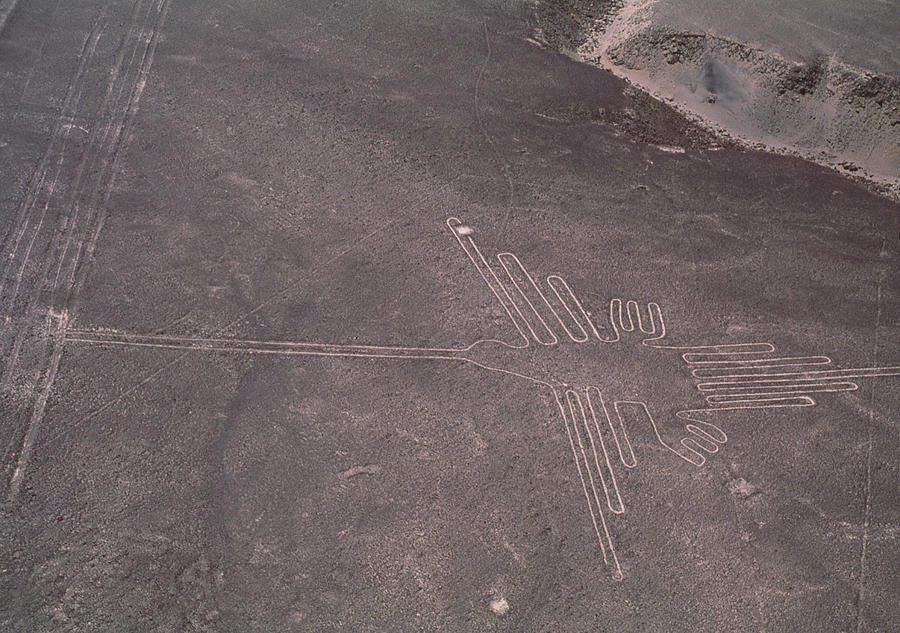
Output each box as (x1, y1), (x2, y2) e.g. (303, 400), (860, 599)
(566, 389), (625, 515)
(587, 386), (636, 469)
(552, 388), (623, 581)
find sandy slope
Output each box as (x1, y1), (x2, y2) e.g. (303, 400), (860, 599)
(534, 0), (900, 198)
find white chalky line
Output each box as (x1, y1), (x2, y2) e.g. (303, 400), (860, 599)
(54, 218), (898, 582)
(675, 344), (900, 410)
(552, 388), (623, 580)
(0, 21), (105, 313)
(546, 275), (595, 342)
(5, 0), (174, 503)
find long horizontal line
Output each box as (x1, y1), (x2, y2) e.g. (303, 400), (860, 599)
(706, 385), (858, 403)
(700, 382), (858, 394)
(705, 395), (817, 406)
(690, 357), (833, 375)
(681, 396), (816, 411)
(681, 348), (779, 363)
(655, 343), (775, 354)
(64, 330), (463, 360)
(697, 366), (900, 388)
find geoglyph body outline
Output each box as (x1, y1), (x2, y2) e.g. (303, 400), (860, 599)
(31, 218), (900, 580)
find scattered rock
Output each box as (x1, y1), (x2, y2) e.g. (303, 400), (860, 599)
(532, 0), (625, 51)
(338, 464), (381, 480)
(489, 597), (510, 616)
(727, 478), (758, 498)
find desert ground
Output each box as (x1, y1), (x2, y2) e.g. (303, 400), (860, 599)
(1, 1), (898, 631)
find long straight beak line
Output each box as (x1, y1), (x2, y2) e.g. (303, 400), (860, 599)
(64, 330), (463, 361)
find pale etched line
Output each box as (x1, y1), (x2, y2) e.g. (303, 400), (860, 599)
(857, 423), (874, 633)
(6, 311), (67, 500)
(38, 209), (900, 579)
(60, 324), (632, 579)
(446, 218), (529, 346)
(545, 275), (595, 342)
(641, 302), (665, 341)
(612, 299), (632, 332)
(682, 432), (718, 454)
(701, 382), (859, 394)
(7, 86), (87, 301)
(49, 0), (160, 298)
(6, 0), (171, 500)
(681, 349), (782, 363)
(65, 330), (473, 354)
(0, 0), (22, 34)
(2, 2), (153, 388)
(698, 378), (862, 390)
(588, 386), (635, 469)
(677, 399), (814, 440)
(552, 389), (623, 580)
(566, 390), (621, 525)
(64, 333), (460, 360)
(0, 0), (65, 258)
(696, 367), (900, 385)
(13, 0), (158, 319)
(583, 387), (625, 514)
(647, 342), (777, 354)
(150, 309), (193, 335)
(455, 358), (553, 389)
(617, 401), (713, 467)
(54, 0), (171, 305)
(224, 218), (397, 336)
(613, 300), (653, 334)
(63, 331), (557, 387)
(61, 337), (444, 358)
(39, 339), (552, 453)
(856, 267), (883, 633)
(689, 355), (832, 368)
(496, 252), (558, 345)
(8, 195), (53, 304)
(705, 385), (858, 404)
(675, 338), (898, 427)
(0, 20), (105, 309)
(71, 0), (171, 303)
(3, 0), (141, 319)
(35, 220), (405, 450)
(627, 300), (653, 334)
(0, 18), (107, 420)
(37, 349), (191, 453)
(454, 173), (593, 198)
(609, 298), (665, 342)
(691, 357), (833, 376)
(694, 395), (817, 407)
(472, 21), (514, 232)
(57, 0), (169, 316)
